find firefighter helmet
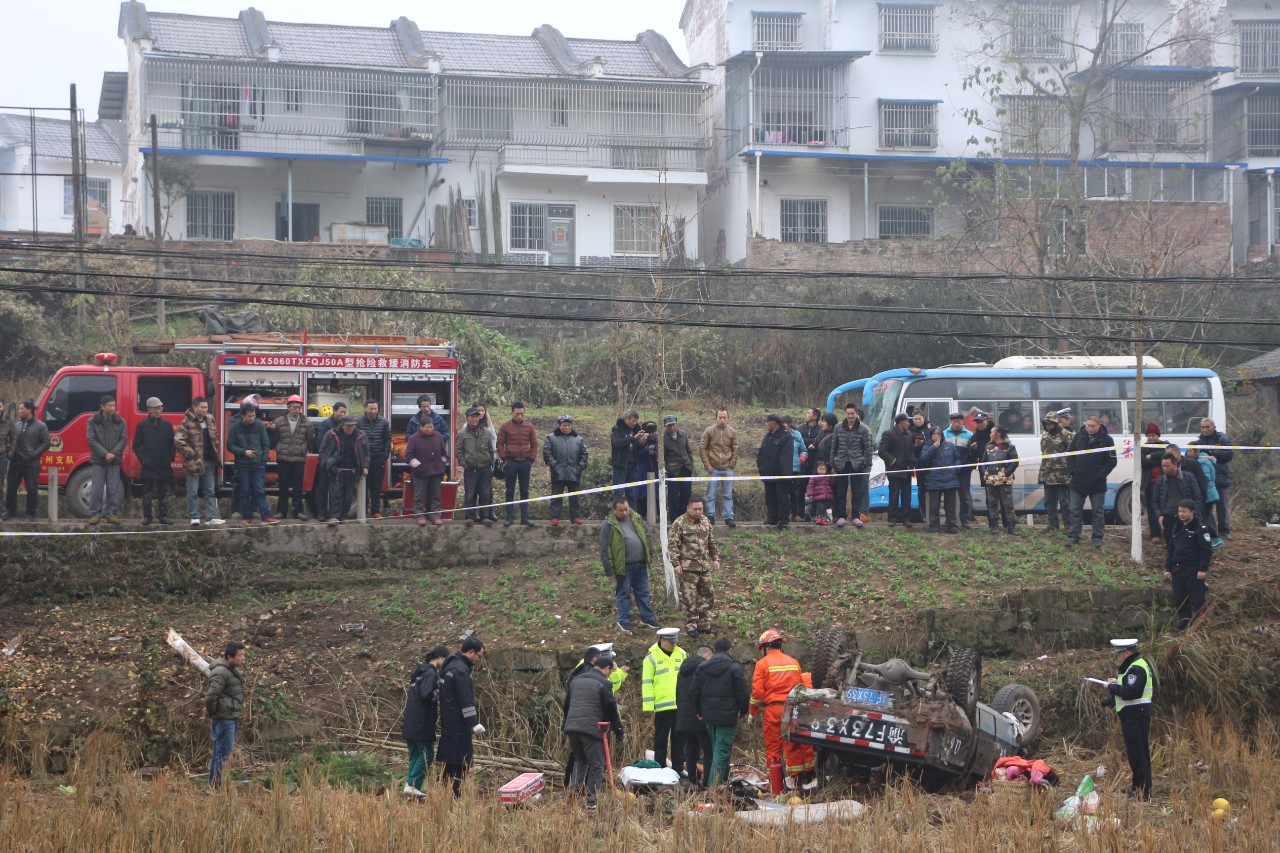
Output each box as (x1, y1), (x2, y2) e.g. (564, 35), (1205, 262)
(757, 629), (784, 649)
(286, 394), (304, 404)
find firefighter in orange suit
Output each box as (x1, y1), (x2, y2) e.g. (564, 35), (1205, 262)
(750, 629), (816, 785)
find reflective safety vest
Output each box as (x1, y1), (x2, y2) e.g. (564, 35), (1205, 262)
(1114, 657), (1154, 713)
(641, 643), (687, 713)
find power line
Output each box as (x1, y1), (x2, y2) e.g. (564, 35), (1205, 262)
(6, 238), (1278, 288)
(0, 276), (1275, 349)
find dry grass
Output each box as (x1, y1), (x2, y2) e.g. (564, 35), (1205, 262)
(0, 711), (1274, 852)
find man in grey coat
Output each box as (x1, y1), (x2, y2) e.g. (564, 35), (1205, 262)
(563, 652), (625, 808)
(86, 394), (127, 524)
(543, 415), (589, 524)
(3, 399), (50, 522)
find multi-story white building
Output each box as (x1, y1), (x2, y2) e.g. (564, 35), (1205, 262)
(0, 112), (124, 236)
(681, 0), (1273, 269)
(117, 2), (712, 266)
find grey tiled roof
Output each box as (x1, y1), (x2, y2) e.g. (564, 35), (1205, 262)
(0, 114), (122, 163)
(568, 39), (665, 77)
(1232, 347), (1280, 381)
(141, 12), (690, 78)
(269, 22), (407, 67)
(420, 31), (560, 75)
(148, 14), (253, 59)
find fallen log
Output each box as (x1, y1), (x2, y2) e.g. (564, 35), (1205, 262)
(167, 629), (210, 676)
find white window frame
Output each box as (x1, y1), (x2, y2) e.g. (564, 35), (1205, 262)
(879, 4), (939, 54)
(186, 190), (235, 241)
(1009, 3), (1072, 61)
(878, 205), (933, 238)
(1239, 21), (1280, 77)
(365, 197), (403, 239)
(879, 101), (938, 150)
(509, 202), (547, 251)
(752, 12), (804, 51)
(780, 198), (828, 244)
(1105, 22), (1146, 65)
(63, 176), (111, 217)
(462, 198), (478, 229)
(613, 204), (661, 256)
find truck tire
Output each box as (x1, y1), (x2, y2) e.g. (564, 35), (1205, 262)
(810, 626), (850, 690)
(944, 648), (982, 719)
(991, 684), (1041, 747)
(64, 467), (95, 519)
(823, 652), (856, 690)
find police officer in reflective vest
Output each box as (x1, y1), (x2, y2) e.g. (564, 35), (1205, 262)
(642, 627), (688, 769)
(1103, 638), (1154, 801)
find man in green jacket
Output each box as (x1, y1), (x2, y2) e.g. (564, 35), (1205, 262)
(600, 497), (659, 633)
(204, 642), (246, 788)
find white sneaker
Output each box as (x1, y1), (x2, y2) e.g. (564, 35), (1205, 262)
(207, 518), (226, 526)
(190, 519), (201, 527)
(403, 784), (425, 797)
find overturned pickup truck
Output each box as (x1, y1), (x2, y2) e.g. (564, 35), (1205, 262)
(782, 627), (1041, 789)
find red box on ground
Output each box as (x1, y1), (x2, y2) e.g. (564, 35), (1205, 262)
(499, 772), (545, 805)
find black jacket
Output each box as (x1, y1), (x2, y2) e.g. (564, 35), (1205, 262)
(610, 419), (640, 468)
(1152, 470), (1205, 520)
(674, 654), (707, 734)
(1140, 443), (1167, 491)
(401, 662), (440, 741)
(132, 415), (176, 477)
(1067, 428), (1116, 494)
(968, 425), (992, 462)
(359, 414), (392, 460)
(9, 416), (51, 464)
(1190, 431), (1234, 487)
(1178, 458), (1209, 510)
(798, 423), (824, 474)
(563, 668), (624, 740)
(756, 427), (793, 477)
(689, 652), (749, 726)
(1105, 652), (1153, 719)
(438, 654), (479, 736)
(877, 426), (916, 478)
(1166, 518), (1212, 574)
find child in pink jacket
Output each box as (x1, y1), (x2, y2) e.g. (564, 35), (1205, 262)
(806, 461), (835, 525)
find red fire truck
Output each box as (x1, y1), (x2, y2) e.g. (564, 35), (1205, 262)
(34, 334), (459, 518)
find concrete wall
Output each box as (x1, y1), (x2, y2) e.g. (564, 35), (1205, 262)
(0, 151), (124, 235)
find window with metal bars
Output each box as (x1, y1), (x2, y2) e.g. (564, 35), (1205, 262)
(366, 197), (403, 239)
(754, 64), (839, 145)
(1002, 95), (1069, 155)
(347, 86), (401, 136)
(63, 177), (111, 216)
(1104, 22), (1146, 65)
(780, 199), (828, 243)
(1008, 4), (1072, 60)
(1107, 78), (1206, 152)
(510, 202), (547, 251)
(186, 191), (235, 241)
(879, 101), (937, 149)
(753, 12), (803, 50)
(1239, 22), (1280, 76)
(1248, 94), (1280, 156)
(880, 5), (938, 53)
(614, 204), (660, 255)
(878, 205), (933, 238)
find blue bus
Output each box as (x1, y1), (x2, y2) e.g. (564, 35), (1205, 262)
(827, 357), (1225, 522)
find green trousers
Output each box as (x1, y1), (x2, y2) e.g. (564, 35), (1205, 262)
(705, 724), (737, 786)
(406, 738), (434, 790)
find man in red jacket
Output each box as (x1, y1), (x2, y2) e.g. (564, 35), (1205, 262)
(497, 401), (538, 527)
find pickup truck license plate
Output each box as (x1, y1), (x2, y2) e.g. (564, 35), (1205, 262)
(843, 687), (891, 707)
(823, 714), (909, 747)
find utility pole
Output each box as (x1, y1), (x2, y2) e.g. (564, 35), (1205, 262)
(149, 115), (165, 330)
(69, 85), (87, 327)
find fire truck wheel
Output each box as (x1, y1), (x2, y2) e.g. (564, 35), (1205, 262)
(64, 467), (95, 519)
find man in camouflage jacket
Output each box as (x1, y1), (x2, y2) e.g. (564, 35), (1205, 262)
(1038, 414), (1074, 531)
(669, 496), (720, 637)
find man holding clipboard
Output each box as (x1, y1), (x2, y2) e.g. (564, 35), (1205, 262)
(1088, 639), (1155, 801)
